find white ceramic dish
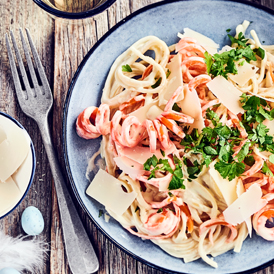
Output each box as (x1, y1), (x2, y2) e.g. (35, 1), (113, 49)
(0, 112), (36, 219)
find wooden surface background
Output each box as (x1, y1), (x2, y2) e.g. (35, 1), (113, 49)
(1, 0), (274, 273)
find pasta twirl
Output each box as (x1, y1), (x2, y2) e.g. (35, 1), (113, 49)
(76, 20), (274, 268)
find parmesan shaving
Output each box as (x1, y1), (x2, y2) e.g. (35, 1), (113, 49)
(206, 75), (244, 115)
(228, 61), (258, 87)
(223, 184), (267, 226)
(178, 28), (219, 54)
(178, 85), (204, 133)
(0, 116), (30, 182)
(86, 169), (137, 216)
(146, 105), (163, 121)
(209, 161), (238, 206)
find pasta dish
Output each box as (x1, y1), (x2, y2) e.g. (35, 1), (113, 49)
(75, 20), (274, 268)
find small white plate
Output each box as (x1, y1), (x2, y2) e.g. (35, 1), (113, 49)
(0, 112), (36, 219)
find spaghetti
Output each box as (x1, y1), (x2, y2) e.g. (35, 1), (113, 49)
(76, 20), (274, 268)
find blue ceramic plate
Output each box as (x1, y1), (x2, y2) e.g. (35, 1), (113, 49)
(63, 1), (274, 273)
(0, 112), (36, 219)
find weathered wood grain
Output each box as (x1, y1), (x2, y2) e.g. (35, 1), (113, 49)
(1, 0), (274, 274)
(0, 1), (54, 274)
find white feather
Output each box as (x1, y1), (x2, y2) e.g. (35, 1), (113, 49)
(0, 231), (48, 272)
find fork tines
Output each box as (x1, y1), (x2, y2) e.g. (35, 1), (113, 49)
(5, 28), (51, 101)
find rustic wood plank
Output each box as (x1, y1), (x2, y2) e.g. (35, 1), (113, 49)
(46, 0), (274, 273)
(130, 0), (162, 13)
(1, 1), (274, 274)
(0, 1), (54, 274)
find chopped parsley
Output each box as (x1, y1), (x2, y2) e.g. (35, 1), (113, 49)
(144, 155), (158, 171)
(166, 69), (171, 78)
(172, 103), (182, 112)
(179, 95), (274, 180)
(157, 208), (163, 213)
(205, 32), (260, 79)
(98, 210), (103, 218)
(122, 64), (132, 72)
(254, 47), (265, 59)
(151, 77), (162, 88)
(262, 162), (274, 177)
(143, 155), (185, 190)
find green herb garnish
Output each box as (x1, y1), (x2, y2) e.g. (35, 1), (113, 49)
(166, 69), (171, 78)
(151, 77), (162, 88)
(122, 64), (132, 72)
(98, 210), (103, 218)
(205, 32), (257, 79)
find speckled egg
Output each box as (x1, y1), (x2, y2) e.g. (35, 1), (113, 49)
(0, 268), (21, 274)
(21, 206), (44, 236)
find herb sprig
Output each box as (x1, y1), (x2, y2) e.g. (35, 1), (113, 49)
(205, 32), (265, 79)
(180, 95), (274, 181)
(143, 155), (185, 190)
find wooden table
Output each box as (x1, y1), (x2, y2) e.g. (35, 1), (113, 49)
(1, 0), (274, 273)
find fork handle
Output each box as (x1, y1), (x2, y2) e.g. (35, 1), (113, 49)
(37, 118), (99, 274)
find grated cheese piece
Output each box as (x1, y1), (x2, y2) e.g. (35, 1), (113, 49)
(116, 145), (176, 165)
(218, 45), (233, 54)
(0, 116), (30, 182)
(178, 85), (204, 133)
(114, 156), (145, 180)
(209, 161), (238, 206)
(178, 28), (219, 55)
(86, 169), (137, 216)
(206, 75), (244, 115)
(223, 183), (267, 226)
(228, 61), (258, 86)
(12, 149), (32, 193)
(146, 105), (163, 121)
(130, 101), (158, 123)
(236, 179), (252, 237)
(159, 54), (184, 106)
(104, 213), (110, 223)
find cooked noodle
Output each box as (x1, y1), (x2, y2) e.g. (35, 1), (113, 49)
(76, 20), (274, 268)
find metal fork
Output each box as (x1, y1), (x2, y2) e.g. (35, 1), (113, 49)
(5, 29), (99, 274)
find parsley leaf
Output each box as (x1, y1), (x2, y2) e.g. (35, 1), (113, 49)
(254, 47), (265, 59)
(166, 69), (171, 78)
(151, 77), (162, 88)
(172, 103), (182, 112)
(237, 142), (250, 162)
(228, 32), (249, 47)
(262, 162), (274, 177)
(168, 174), (185, 190)
(205, 32), (257, 78)
(215, 160), (245, 181)
(204, 146), (218, 155)
(144, 155), (158, 171)
(204, 51), (213, 74)
(244, 155), (255, 166)
(122, 64), (132, 72)
(219, 144), (232, 162)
